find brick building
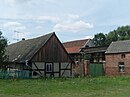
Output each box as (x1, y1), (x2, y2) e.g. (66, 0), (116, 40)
(105, 40), (130, 76)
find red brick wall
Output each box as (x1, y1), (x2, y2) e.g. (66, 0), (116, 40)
(105, 53), (130, 76)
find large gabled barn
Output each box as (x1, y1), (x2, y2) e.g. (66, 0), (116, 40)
(5, 32), (74, 78)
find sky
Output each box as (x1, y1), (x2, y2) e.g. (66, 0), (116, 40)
(0, 0), (130, 44)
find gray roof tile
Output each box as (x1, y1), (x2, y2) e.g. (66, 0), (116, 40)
(105, 40), (130, 54)
(6, 33), (53, 63)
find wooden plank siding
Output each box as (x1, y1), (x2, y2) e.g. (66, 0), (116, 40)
(31, 33), (72, 63)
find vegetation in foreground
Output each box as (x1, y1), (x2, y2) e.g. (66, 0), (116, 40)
(0, 76), (130, 97)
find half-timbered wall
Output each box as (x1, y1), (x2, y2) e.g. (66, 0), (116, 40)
(30, 34), (73, 78)
(31, 62), (45, 78)
(31, 62), (72, 78)
(60, 63), (71, 77)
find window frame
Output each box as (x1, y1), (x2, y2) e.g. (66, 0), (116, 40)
(118, 62), (125, 72)
(121, 54), (125, 59)
(46, 63), (53, 72)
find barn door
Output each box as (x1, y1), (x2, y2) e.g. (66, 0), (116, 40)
(45, 63), (54, 77)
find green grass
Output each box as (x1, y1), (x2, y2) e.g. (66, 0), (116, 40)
(0, 76), (130, 97)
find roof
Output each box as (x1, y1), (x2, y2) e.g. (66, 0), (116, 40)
(82, 46), (108, 54)
(6, 32), (54, 63)
(63, 39), (90, 54)
(105, 40), (130, 54)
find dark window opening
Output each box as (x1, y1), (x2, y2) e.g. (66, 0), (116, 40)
(121, 54), (125, 58)
(85, 45), (89, 48)
(46, 63), (53, 72)
(118, 62), (125, 72)
(33, 71), (38, 76)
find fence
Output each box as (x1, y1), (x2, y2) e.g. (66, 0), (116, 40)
(0, 70), (30, 79)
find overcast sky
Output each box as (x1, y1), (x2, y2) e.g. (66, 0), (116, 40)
(0, 0), (130, 43)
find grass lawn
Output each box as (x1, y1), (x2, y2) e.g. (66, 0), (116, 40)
(0, 76), (130, 97)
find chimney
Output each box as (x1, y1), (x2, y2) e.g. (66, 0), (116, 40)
(22, 38), (25, 40)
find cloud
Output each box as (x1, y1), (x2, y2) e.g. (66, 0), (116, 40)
(52, 14), (93, 33)
(53, 20), (93, 32)
(12, 31), (31, 43)
(15, 31), (31, 38)
(35, 26), (43, 29)
(68, 14), (80, 21)
(3, 22), (26, 30)
(37, 16), (60, 23)
(82, 35), (94, 39)
(44, 0), (57, 3)
(7, 0), (32, 4)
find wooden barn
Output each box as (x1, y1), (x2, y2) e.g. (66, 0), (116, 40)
(5, 32), (74, 78)
(105, 40), (130, 76)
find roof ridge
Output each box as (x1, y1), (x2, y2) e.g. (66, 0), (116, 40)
(8, 32), (54, 46)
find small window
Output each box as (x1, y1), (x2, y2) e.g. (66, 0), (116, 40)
(85, 45), (89, 47)
(33, 71), (38, 76)
(46, 63), (53, 72)
(121, 54), (125, 58)
(118, 62), (125, 72)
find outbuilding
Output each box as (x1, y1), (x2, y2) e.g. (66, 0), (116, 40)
(105, 40), (130, 76)
(63, 39), (94, 62)
(6, 32), (74, 78)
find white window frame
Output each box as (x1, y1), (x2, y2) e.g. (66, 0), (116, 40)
(46, 63), (53, 72)
(119, 62), (125, 72)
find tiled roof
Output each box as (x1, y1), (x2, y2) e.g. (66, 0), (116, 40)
(6, 33), (54, 63)
(105, 40), (130, 54)
(63, 39), (89, 53)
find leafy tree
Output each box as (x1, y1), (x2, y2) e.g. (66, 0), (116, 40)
(93, 33), (107, 46)
(0, 31), (7, 64)
(93, 25), (130, 46)
(106, 30), (118, 45)
(116, 26), (130, 40)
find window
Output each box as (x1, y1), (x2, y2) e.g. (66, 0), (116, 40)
(118, 62), (125, 72)
(33, 71), (38, 76)
(121, 54), (125, 58)
(85, 45), (89, 47)
(46, 63), (53, 72)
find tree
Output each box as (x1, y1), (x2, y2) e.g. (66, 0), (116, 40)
(116, 26), (130, 40)
(93, 25), (130, 46)
(93, 33), (107, 46)
(106, 30), (118, 45)
(0, 31), (7, 64)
